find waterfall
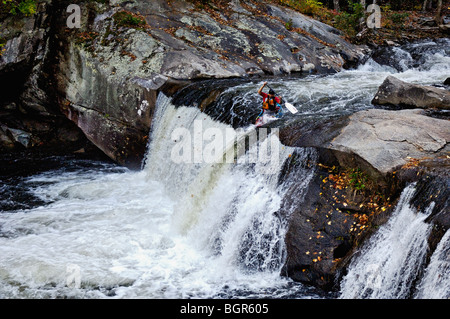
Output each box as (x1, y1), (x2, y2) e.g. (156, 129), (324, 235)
(0, 39), (447, 298)
(0, 92), (318, 298)
(414, 230), (450, 299)
(143, 93), (317, 274)
(339, 184), (435, 299)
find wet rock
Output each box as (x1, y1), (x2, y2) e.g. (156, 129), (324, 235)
(7, 127), (32, 148)
(51, 0), (365, 167)
(372, 75), (450, 109)
(280, 108), (450, 290)
(0, 125), (15, 149)
(279, 146), (399, 291)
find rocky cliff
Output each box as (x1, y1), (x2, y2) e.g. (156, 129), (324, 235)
(0, 0), (366, 167)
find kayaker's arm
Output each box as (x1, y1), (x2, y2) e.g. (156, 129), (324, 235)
(258, 82), (268, 96)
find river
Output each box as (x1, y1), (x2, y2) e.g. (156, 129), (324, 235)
(0, 39), (448, 299)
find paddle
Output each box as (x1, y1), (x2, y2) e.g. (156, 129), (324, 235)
(266, 84), (298, 114)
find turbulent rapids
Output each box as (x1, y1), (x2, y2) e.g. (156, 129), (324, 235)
(0, 39), (449, 299)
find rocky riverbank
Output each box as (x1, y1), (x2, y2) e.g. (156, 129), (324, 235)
(0, 0), (366, 167)
(0, 0), (448, 293)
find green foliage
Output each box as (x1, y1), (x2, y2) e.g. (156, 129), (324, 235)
(113, 11), (146, 28)
(279, 0), (325, 17)
(285, 18), (293, 30)
(348, 168), (367, 191)
(333, 0), (365, 38)
(0, 37), (6, 56)
(390, 12), (410, 25)
(299, 0), (324, 16)
(379, 4), (410, 29)
(1, 0), (37, 17)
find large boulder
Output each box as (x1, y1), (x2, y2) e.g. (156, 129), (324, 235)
(372, 75), (450, 109)
(282, 108), (450, 176)
(329, 108), (449, 175)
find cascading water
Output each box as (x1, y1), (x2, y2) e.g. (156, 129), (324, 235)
(339, 184), (435, 299)
(414, 230), (450, 299)
(0, 39), (448, 299)
(0, 91), (318, 298)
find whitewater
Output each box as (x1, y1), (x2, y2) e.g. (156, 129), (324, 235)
(0, 39), (449, 299)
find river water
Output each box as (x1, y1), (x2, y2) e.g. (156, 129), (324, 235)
(0, 39), (448, 299)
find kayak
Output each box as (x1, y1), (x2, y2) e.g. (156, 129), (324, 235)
(255, 112), (281, 127)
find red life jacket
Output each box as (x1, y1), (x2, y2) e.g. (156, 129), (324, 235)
(263, 95), (281, 112)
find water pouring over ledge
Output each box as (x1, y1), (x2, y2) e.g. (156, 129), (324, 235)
(0, 39), (449, 298)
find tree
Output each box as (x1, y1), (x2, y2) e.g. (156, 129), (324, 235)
(423, 0), (433, 11)
(435, 0), (443, 25)
(334, 0), (340, 12)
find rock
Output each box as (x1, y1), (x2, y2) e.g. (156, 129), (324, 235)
(281, 160), (360, 290)
(279, 108), (450, 290)
(384, 40), (399, 46)
(445, 77), (450, 86)
(0, 125), (32, 148)
(329, 109), (449, 175)
(0, 0), (367, 166)
(372, 76), (450, 109)
(0, 125), (15, 149)
(439, 24), (450, 34)
(0, 1), (91, 155)
(418, 17), (437, 27)
(51, 0), (366, 167)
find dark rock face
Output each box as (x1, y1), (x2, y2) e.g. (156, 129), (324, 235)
(281, 161), (357, 290)
(0, 1), (97, 155)
(279, 147), (399, 290)
(372, 75), (450, 109)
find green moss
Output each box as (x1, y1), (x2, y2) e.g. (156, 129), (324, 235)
(348, 168), (367, 191)
(1, 0), (37, 17)
(113, 11), (146, 29)
(0, 37), (6, 56)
